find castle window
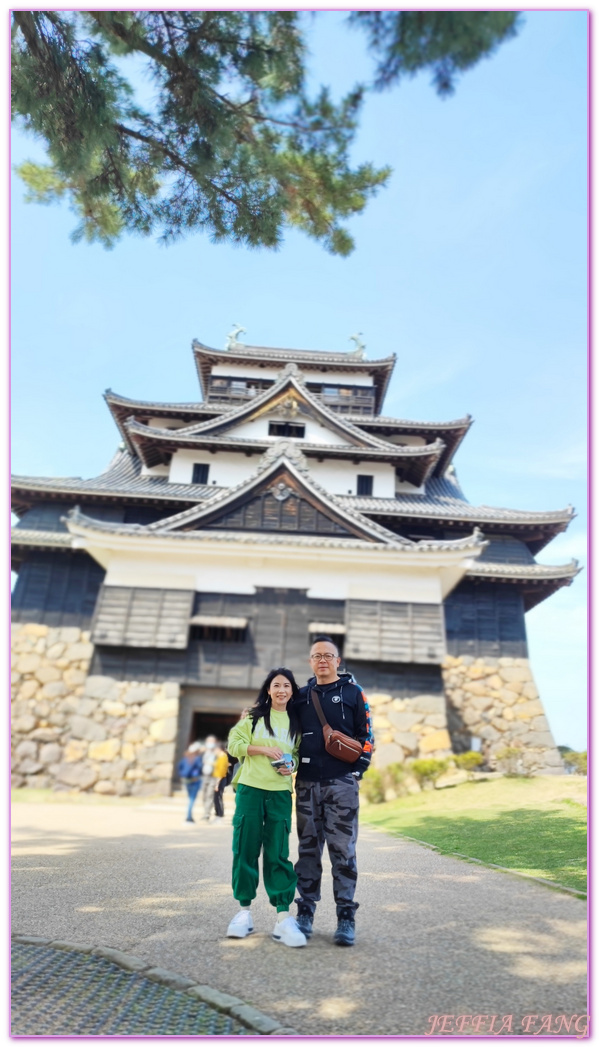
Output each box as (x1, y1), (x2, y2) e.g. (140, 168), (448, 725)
(357, 475), (373, 496)
(189, 614), (248, 643)
(192, 463), (210, 485)
(268, 422), (306, 438)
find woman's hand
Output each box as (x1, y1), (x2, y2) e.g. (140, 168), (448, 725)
(276, 766), (293, 776)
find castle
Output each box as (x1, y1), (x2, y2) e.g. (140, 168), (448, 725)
(11, 332), (578, 794)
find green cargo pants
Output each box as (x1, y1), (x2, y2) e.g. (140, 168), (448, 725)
(232, 784), (296, 911)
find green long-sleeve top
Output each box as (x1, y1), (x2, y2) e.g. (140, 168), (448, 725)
(227, 711), (301, 792)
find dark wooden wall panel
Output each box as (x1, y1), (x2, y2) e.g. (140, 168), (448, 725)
(444, 581), (528, 657)
(11, 551), (105, 628)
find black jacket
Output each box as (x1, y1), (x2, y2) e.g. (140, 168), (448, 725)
(295, 673), (374, 781)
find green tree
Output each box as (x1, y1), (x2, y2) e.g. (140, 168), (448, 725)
(11, 11), (521, 253)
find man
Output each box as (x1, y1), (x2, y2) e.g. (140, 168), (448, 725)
(199, 735), (218, 820)
(212, 742), (229, 818)
(293, 635), (374, 946)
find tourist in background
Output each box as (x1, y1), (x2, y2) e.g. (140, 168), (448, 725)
(226, 668), (306, 947)
(199, 735), (218, 820)
(177, 741), (203, 824)
(213, 742), (229, 818)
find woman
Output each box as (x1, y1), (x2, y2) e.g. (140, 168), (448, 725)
(226, 668), (306, 948)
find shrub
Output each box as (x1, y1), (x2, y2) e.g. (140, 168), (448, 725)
(455, 751), (484, 778)
(563, 750), (587, 775)
(361, 762), (407, 804)
(409, 758), (450, 788)
(495, 745), (531, 777)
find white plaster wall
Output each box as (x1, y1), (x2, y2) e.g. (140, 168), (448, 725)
(168, 448), (395, 495)
(210, 364), (374, 387)
(169, 449), (256, 487)
(98, 547), (446, 604)
(231, 416), (351, 446)
(385, 434), (426, 447)
(309, 459), (396, 498)
(140, 463), (170, 477)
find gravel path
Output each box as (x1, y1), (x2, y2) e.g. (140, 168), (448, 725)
(11, 795), (587, 1037)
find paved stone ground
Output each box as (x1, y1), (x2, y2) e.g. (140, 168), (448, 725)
(11, 793), (587, 1037)
(11, 942), (251, 1036)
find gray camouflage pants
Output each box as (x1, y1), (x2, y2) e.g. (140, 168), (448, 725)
(294, 774), (360, 917)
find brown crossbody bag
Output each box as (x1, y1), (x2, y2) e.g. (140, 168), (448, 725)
(310, 689), (363, 764)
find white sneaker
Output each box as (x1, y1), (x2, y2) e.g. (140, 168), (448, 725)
(272, 915), (307, 948)
(227, 910), (254, 938)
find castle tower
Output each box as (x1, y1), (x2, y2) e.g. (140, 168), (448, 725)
(11, 334), (578, 794)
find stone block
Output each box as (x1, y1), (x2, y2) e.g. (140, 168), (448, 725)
(367, 692), (393, 707)
(435, 769), (468, 789)
(92, 947), (148, 971)
(121, 742), (136, 761)
(463, 682), (488, 697)
(487, 674), (503, 690)
(63, 668), (86, 687)
(500, 666), (532, 685)
(479, 725), (500, 742)
(121, 728), (145, 745)
(149, 717), (178, 743)
(524, 731), (555, 747)
(137, 743), (176, 765)
(387, 711), (422, 730)
(143, 698), (179, 721)
(411, 695), (445, 714)
(469, 695), (493, 711)
(16, 655), (41, 675)
(229, 1005), (281, 1034)
(522, 682), (540, 700)
(18, 680), (39, 701)
(46, 643), (66, 660)
(371, 742), (405, 768)
(462, 707), (481, 727)
(395, 732), (419, 753)
(499, 688), (519, 706)
(55, 763), (99, 790)
(502, 707), (515, 721)
(515, 699), (544, 720)
(84, 676), (120, 701)
(34, 700), (51, 718)
(94, 781), (117, 795)
(88, 738), (120, 761)
(11, 774), (25, 788)
(152, 763), (174, 780)
(19, 758), (43, 775)
(58, 628), (81, 643)
(12, 714), (37, 734)
(100, 759), (131, 780)
(121, 684), (154, 706)
(418, 729), (451, 754)
(26, 774), (51, 789)
(102, 700), (126, 717)
(391, 698), (406, 711)
(30, 727), (62, 742)
(69, 716), (107, 743)
(65, 642), (94, 662)
(15, 740), (37, 759)
(423, 714), (447, 728)
(41, 682), (67, 699)
(491, 718), (510, 733)
(34, 666), (62, 684)
(187, 985), (244, 1012)
(21, 624), (49, 637)
(39, 743), (62, 765)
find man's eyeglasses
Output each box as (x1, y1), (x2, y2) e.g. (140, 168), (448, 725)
(310, 653), (338, 662)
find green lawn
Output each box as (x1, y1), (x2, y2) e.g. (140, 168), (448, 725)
(361, 775), (587, 895)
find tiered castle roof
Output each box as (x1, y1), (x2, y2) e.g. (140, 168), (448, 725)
(12, 335), (579, 606)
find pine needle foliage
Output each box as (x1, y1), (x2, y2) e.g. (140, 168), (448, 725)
(12, 11), (521, 252)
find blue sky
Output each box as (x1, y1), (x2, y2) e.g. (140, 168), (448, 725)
(11, 10), (588, 749)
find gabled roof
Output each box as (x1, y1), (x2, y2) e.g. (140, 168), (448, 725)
(348, 414), (473, 477)
(192, 338), (396, 413)
(124, 366), (446, 486)
(104, 390), (228, 449)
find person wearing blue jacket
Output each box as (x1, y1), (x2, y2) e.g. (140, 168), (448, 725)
(178, 741), (203, 824)
(293, 635), (374, 947)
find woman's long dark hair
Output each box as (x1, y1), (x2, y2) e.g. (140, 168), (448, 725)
(250, 667), (301, 740)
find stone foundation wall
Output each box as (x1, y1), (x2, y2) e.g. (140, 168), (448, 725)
(11, 623), (179, 796)
(441, 655), (563, 774)
(368, 692), (453, 768)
